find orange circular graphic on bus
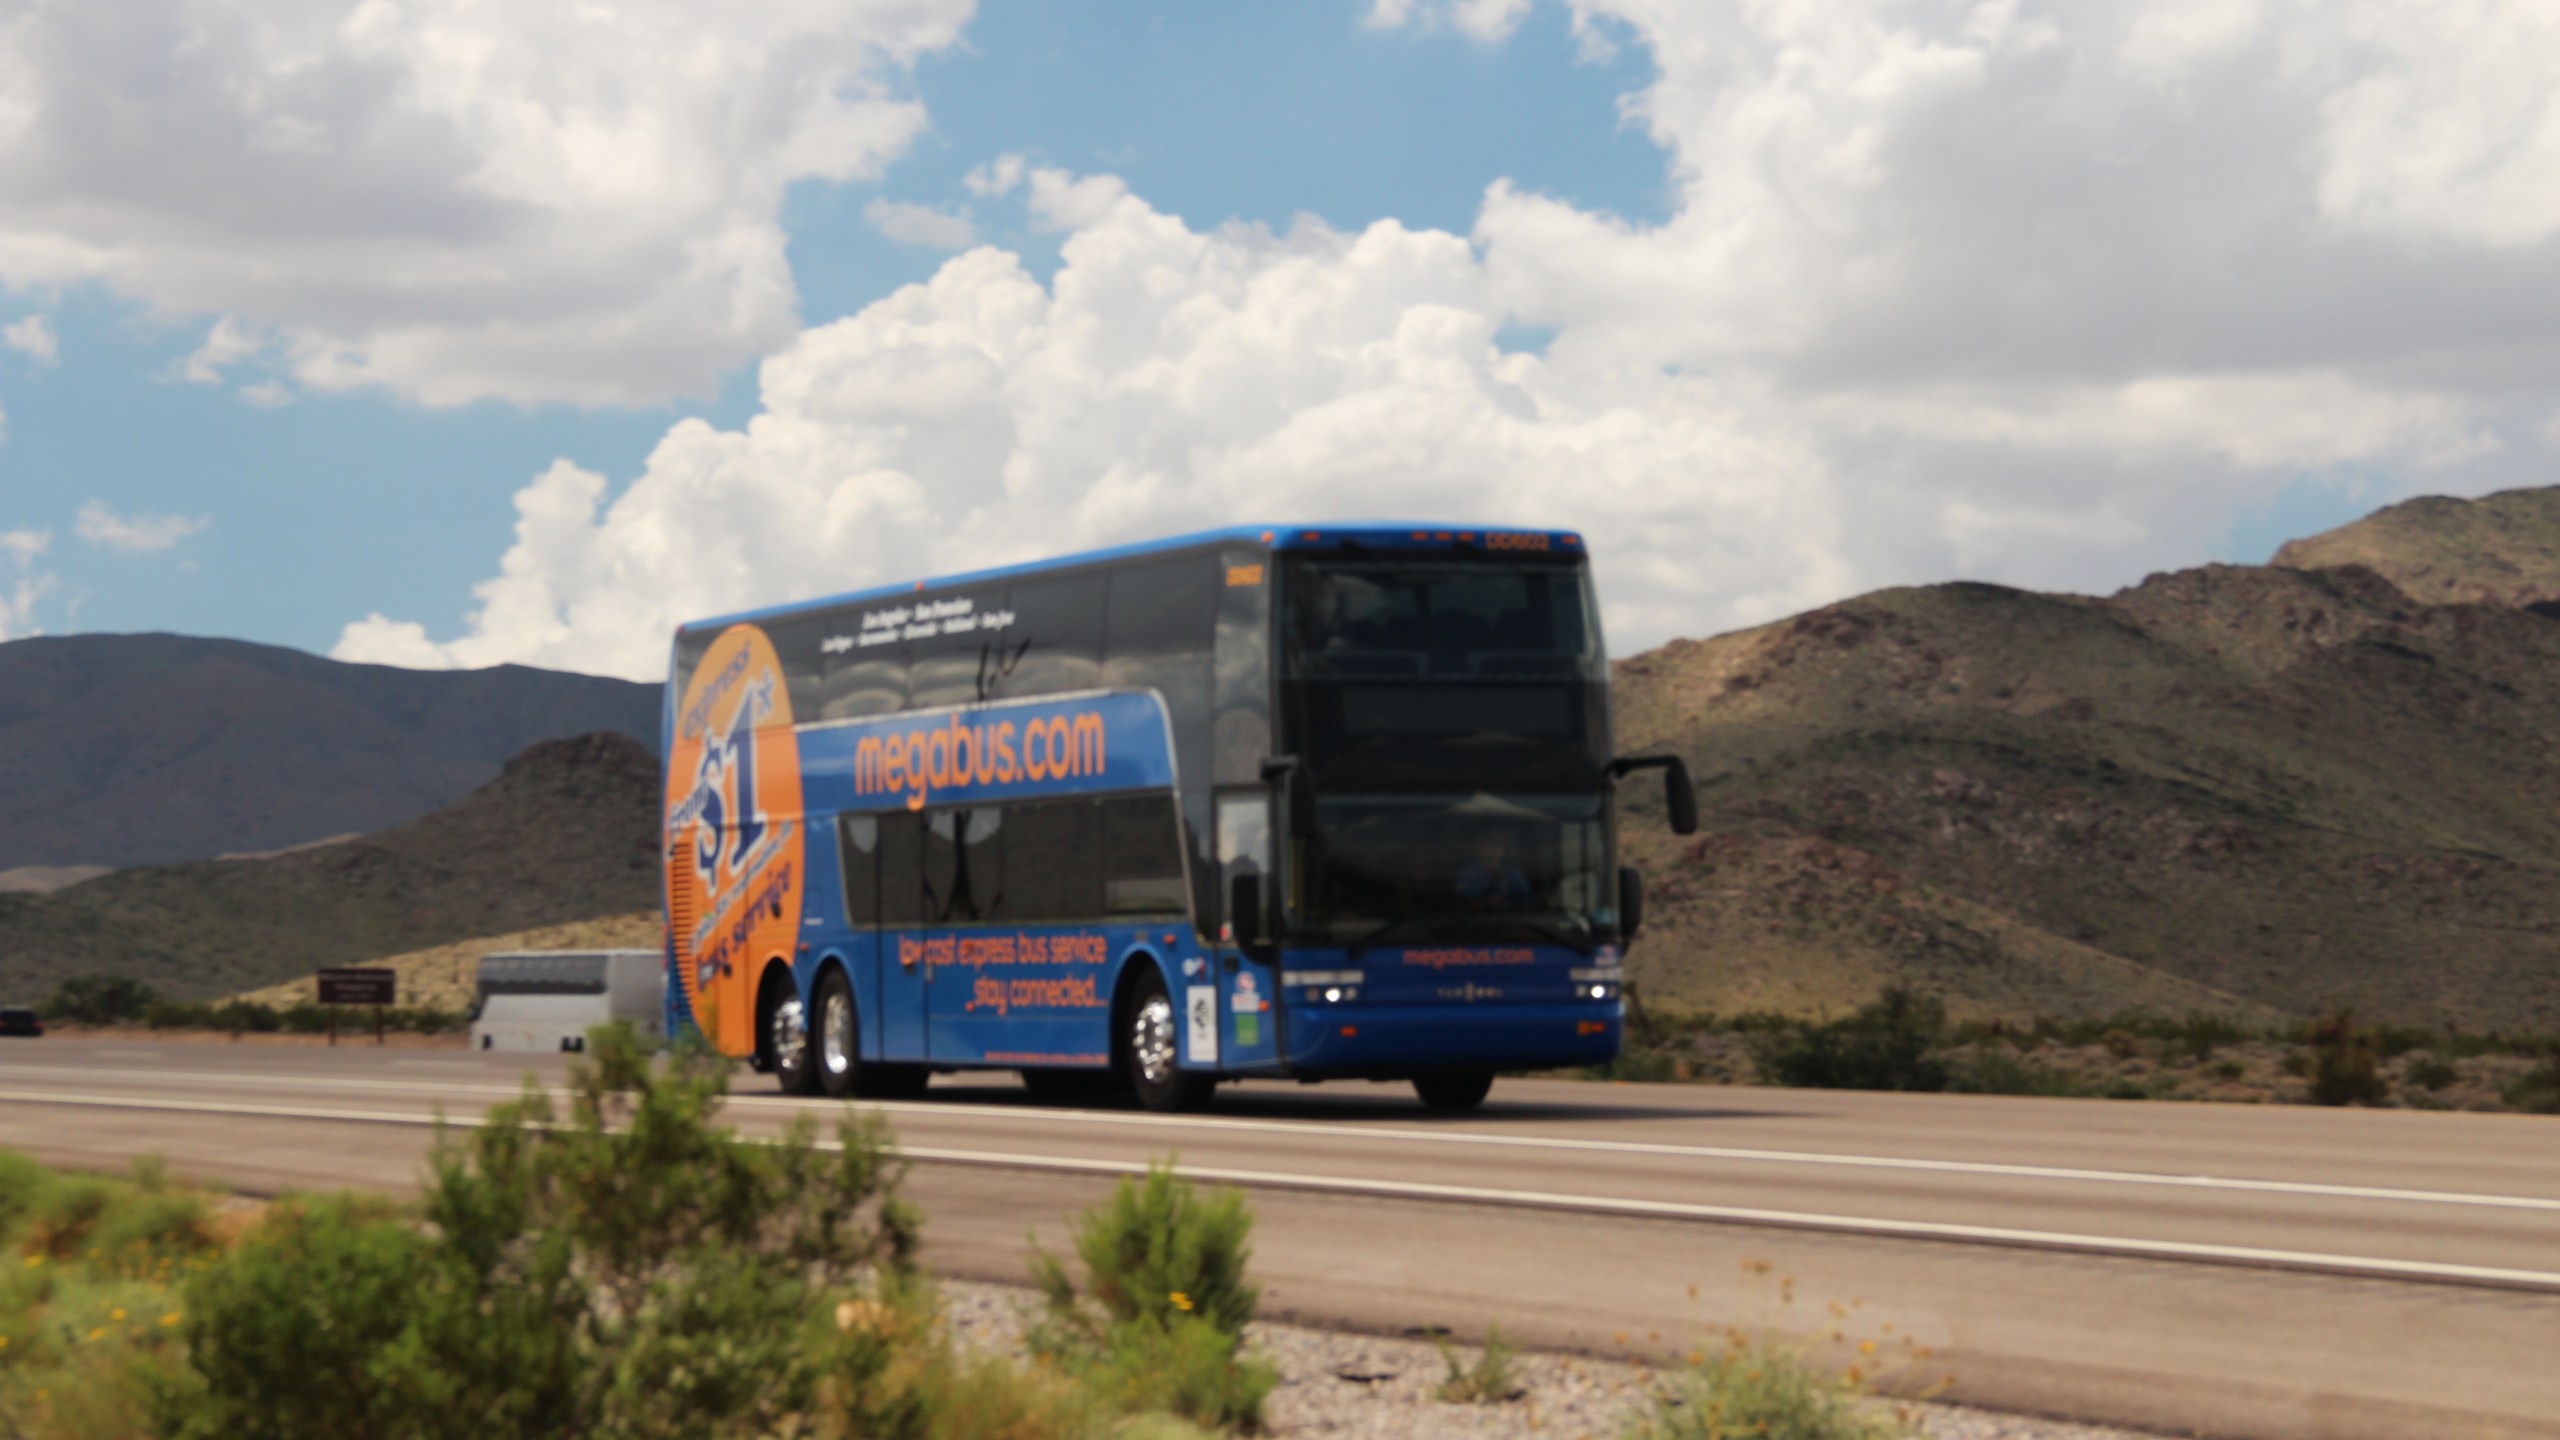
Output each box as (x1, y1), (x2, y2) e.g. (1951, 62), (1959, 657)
(664, 624), (804, 1057)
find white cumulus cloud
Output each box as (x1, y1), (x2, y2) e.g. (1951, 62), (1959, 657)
(75, 502), (208, 554)
(0, 528), (53, 639)
(335, 201), (1844, 679)
(864, 198), (978, 250)
(345, 1), (2560, 677)
(2, 315), (56, 365)
(0, 0), (975, 407)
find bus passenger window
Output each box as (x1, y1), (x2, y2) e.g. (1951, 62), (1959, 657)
(839, 814), (880, 928)
(997, 799), (1101, 922)
(924, 808), (1002, 923)
(1102, 794), (1186, 916)
(876, 812), (924, 928)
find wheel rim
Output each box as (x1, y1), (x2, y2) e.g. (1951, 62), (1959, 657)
(772, 994), (807, 1075)
(821, 987), (853, 1075)
(1132, 995), (1178, 1086)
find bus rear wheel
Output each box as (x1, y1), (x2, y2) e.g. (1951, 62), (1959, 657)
(1123, 971), (1213, 1113)
(1413, 1070), (1494, 1111)
(762, 975), (818, 1097)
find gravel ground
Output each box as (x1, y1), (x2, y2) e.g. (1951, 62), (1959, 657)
(935, 1278), (2168, 1440)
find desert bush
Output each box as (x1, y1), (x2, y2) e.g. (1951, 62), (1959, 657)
(124, 1000), (463, 1035)
(2504, 1059), (2560, 1114)
(1585, 1043), (1683, 1083)
(0, 1153), (220, 1440)
(1623, 1341), (1917, 1440)
(41, 976), (159, 1025)
(1943, 1050), (2089, 1097)
(166, 1022), (920, 1440)
(1435, 1325), (1522, 1403)
(2403, 1054), (2460, 1092)
(1031, 1165), (1276, 1432)
(2301, 1011), (2388, 1107)
(1757, 990), (1948, 1092)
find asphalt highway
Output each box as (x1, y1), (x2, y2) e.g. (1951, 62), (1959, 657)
(2, 1036), (2554, 1439)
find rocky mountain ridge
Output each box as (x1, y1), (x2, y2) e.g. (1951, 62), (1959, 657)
(1612, 492), (2560, 1029)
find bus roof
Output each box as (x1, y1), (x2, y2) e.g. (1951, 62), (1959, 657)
(677, 522), (1587, 636)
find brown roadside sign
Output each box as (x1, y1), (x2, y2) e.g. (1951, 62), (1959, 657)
(317, 968), (396, 1007)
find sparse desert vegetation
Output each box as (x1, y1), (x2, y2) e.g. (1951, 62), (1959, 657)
(1585, 987), (2560, 1112)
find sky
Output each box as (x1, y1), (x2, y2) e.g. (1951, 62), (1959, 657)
(1, 0), (2556, 680)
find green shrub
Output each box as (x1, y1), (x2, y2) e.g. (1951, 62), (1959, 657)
(1944, 1051), (2089, 1097)
(41, 976), (159, 1025)
(0, 1152), (220, 1440)
(166, 1022), (919, 1440)
(1757, 990), (1948, 1093)
(2403, 1055), (2460, 1092)
(2504, 1059), (2560, 1114)
(1435, 1325), (1522, 1403)
(1031, 1165), (1276, 1433)
(1624, 1342), (1917, 1440)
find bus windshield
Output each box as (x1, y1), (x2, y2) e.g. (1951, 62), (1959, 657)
(1294, 790), (1615, 949)
(1282, 557), (1600, 681)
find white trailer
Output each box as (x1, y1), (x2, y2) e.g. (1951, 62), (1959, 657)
(469, 950), (663, 1053)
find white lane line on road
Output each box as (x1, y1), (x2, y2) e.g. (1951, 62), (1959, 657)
(5, 1086), (2559, 1296)
(5, 1061), (2558, 1216)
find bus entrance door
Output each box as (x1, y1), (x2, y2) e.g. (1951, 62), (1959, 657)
(860, 812), (930, 1063)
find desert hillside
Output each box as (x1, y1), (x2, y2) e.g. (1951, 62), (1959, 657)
(0, 632), (657, 871)
(2274, 485), (2560, 610)
(0, 732), (661, 1002)
(1613, 543), (2560, 1029)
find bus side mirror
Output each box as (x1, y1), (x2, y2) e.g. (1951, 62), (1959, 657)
(1606, 754), (1699, 836)
(1228, 871), (1264, 951)
(1665, 760), (1697, 836)
(1618, 866), (1645, 945)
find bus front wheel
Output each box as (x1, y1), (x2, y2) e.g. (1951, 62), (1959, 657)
(1413, 1070), (1494, 1111)
(1123, 971), (1214, 1113)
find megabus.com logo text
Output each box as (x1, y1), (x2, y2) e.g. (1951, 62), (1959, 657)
(854, 709), (1107, 810)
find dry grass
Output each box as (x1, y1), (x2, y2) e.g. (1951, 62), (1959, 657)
(233, 910), (659, 1012)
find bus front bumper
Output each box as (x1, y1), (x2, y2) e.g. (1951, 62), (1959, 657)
(1279, 1001), (1621, 1078)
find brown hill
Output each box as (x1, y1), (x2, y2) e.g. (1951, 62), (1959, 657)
(0, 633), (658, 871)
(237, 910), (661, 1013)
(2274, 486), (2560, 609)
(0, 732), (661, 1003)
(1614, 562), (2560, 1030)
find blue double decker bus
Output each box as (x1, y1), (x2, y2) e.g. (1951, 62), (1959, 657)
(661, 525), (1694, 1111)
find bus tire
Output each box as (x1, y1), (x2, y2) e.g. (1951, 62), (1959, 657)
(762, 970), (819, 1097)
(811, 967), (930, 1101)
(1122, 968), (1213, 1113)
(1413, 1070), (1494, 1111)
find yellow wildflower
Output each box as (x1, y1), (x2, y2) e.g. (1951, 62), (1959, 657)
(1168, 1291), (1193, 1311)
(161, 1312), (182, 1327)
(111, 1308), (127, 1322)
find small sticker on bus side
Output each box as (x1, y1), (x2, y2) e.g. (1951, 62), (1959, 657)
(1186, 986), (1219, 1064)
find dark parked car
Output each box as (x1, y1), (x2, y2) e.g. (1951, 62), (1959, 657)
(0, 1007), (43, 1037)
